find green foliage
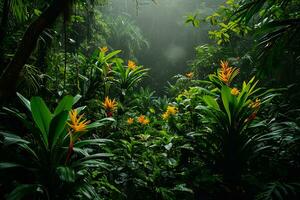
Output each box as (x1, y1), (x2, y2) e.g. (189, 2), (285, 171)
(0, 0), (299, 199)
(0, 94), (113, 199)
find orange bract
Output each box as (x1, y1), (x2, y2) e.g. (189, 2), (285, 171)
(138, 115), (150, 125)
(127, 117), (134, 125)
(67, 109), (90, 133)
(185, 72), (194, 79)
(102, 97), (118, 112)
(100, 46), (108, 53)
(231, 88), (240, 96)
(128, 60), (137, 70)
(218, 60), (239, 85)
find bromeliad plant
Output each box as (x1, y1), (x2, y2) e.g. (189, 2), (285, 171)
(198, 61), (279, 195)
(0, 94), (114, 199)
(112, 59), (149, 103)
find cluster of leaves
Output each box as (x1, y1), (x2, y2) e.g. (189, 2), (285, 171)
(0, 94), (114, 199)
(186, 0), (300, 83)
(1, 52), (300, 199)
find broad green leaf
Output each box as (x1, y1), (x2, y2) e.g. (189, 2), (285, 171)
(221, 86), (232, 124)
(0, 162), (23, 169)
(30, 97), (52, 148)
(87, 118), (115, 129)
(54, 96), (73, 116)
(7, 184), (41, 200)
(17, 92), (31, 111)
(73, 94), (82, 105)
(56, 166), (75, 183)
(74, 139), (113, 148)
(104, 50), (122, 61)
(49, 111), (69, 150)
(203, 95), (220, 110)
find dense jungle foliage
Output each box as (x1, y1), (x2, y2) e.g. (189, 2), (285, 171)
(0, 0), (300, 199)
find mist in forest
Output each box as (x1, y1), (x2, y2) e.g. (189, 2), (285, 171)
(102, 0), (222, 93)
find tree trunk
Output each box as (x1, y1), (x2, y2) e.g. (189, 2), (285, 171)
(0, 0), (9, 72)
(0, 0), (9, 45)
(0, 0), (71, 103)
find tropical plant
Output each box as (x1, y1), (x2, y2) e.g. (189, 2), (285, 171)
(112, 59), (149, 103)
(193, 61), (280, 197)
(0, 93), (114, 199)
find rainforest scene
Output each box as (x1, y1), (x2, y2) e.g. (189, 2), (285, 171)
(0, 0), (300, 199)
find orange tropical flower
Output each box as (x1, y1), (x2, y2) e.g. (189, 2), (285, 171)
(66, 109), (90, 163)
(138, 115), (150, 125)
(218, 60), (239, 85)
(186, 72), (194, 79)
(127, 117), (134, 125)
(67, 109), (90, 133)
(231, 88), (240, 96)
(102, 97), (118, 117)
(128, 60), (137, 70)
(100, 46), (108, 53)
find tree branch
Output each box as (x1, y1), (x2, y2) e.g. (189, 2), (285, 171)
(0, 0), (71, 102)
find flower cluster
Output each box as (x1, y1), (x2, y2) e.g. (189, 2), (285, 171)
(231, 87), (240, 96)
(67, 109), (90, 133)
(162, 105), (178, 120)
(100, 46), (108, 53)
(218, 60), (239, 85)
(128, 60), (137, 70)
(102, 96), (118, 117)
(127, 115), (150, 125)
(137, 115), (150, 125)
(185, 72), (194, 79)
(249, 98), (261, 111)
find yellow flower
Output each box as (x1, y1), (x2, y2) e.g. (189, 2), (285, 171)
(186, 72), (194, 79)
(249, 98), (261, 110)
(102, 97), (118, 112)
(138, 115), (150, 125)
(67, 109), (90, 133)
(127, 117), (134, 125)
(162, 112), (169, 120)
(231, 88), (240, 96)
(218, 60), (239, 85)
(100, 46), (108, 53)
(102, 97), (117, 117)
(166, 105), (178, 115)
(162, 105), (178, 120)
(128, 60), (137, 70)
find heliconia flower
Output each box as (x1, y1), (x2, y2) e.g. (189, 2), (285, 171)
(128, 60), (137, 70)
(67, 109), (90, 133)
(100, 46), (108, 53)
(66, 109), (90, 163)
(102, 97), (118, 117)
(186, 72), (194, 79)
(218, 60), (239, 85)
(127, 117), (134, 125)
(231, 87), (240, 96)
(138, 115), (150, 125)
